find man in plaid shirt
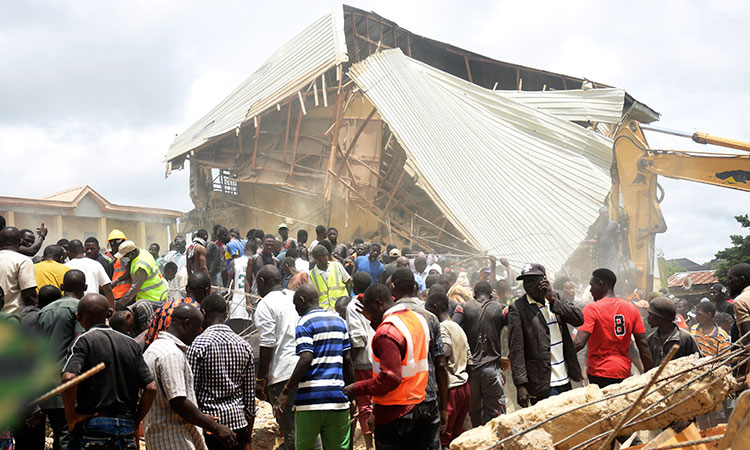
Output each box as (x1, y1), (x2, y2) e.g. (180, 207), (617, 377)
(187, 294), (255, 450)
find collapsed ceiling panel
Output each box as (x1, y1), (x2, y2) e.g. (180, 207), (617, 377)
(496, 88), (626, 124)
(348, 49), (612, 275)
(166, 6), (348, 162)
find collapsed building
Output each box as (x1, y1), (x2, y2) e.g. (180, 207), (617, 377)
(164, 4), (659, 276)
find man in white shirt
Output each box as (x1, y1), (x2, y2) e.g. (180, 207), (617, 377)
(253, 265), (300, 450)
(163, 262), (187, 303)
(164, 237), (187, 271)
(65, 239), (115, 308)
(0, 227), (37, 316)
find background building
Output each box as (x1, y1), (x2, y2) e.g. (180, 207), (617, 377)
(0, 185), (180, 250)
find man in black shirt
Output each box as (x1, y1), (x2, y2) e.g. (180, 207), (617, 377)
(62, 293), (157, 449)
(453, 281), (506, 426)
(84, 237), (114, 279)
(710, 283), (734, 317)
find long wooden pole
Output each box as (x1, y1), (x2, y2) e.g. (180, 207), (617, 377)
(32, 362), (106, 405)
(251, 116), (261, 169)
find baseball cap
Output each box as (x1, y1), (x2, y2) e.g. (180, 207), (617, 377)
(278, 223), (288, 230)
(516, 263), (546, 280)
(114, 240), (137, 259)
(647, 296), (676, 321)
(389, 248), (401, 257)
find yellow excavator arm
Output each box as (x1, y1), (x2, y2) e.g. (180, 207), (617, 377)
(610, 121), (750, 292)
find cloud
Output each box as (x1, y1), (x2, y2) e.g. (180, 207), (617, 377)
(0, 0), (747, 265)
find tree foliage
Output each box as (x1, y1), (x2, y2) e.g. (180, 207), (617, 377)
(659, 258), (686, 282)
(714, 215), (750, 282)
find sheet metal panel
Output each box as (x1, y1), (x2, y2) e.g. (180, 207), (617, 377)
(497, 88), (626, 124)
(349, 49), (612, 275)
(166, 6), (348, 161)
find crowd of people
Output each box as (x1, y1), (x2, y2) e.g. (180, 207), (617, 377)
(1, 215), (750, 450)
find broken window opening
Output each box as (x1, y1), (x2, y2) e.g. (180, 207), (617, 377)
(211, 168), (238, 196)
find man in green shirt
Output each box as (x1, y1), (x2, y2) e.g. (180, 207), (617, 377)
(37, 269), (87, 450)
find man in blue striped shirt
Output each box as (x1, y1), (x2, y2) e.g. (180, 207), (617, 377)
(275, 284), (355, 450)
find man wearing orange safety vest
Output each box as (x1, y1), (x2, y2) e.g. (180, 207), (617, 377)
(344, 283), (433, 449)
(107, 230), (132, 302)
(114, 240), (167, 309)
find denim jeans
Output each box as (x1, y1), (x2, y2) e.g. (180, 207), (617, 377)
(68, 417), (137, 450)
(267, 381), (299, 450)
(469, 363), (506, 427)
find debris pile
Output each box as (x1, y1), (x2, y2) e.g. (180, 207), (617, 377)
(252, 401), (281, 450)
(450, 353), (738, 450)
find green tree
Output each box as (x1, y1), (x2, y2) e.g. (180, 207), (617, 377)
(714, 215), (750, 282)
(659, 257), (686, 282)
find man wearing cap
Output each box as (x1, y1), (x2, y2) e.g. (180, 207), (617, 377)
(508, 263), (583, 407)
(115, 240), (168, 309)
(310, 245), (350, 311)
(646, 296), (700, 365)
(380, 248), (401, 284)
(709, 283), (734, 317)
(277, 223), (296, 250)
(108, 230), (133, 303)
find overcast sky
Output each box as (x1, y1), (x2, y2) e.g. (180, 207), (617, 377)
(1, 0), (748, 264)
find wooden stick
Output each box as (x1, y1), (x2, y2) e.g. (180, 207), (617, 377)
(321, 74), (328, 107)
(288, 110), (303, 176)
(596, 345), (680, 450)
(251, 116), (261, 169)
(32, 362), (106, 405)
(649, 434), (723, 450)
(339, 107), (377, 174)
(383, 168), (406, 213)
(282, 104), (291, 163)
(464, 55), (473, 82)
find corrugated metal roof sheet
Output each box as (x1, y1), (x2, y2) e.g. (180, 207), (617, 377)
(496, 88), (626, 124)
(348, 49), (613, 275)
(667, 271), (719, 288)
(165, 6), (348, 161)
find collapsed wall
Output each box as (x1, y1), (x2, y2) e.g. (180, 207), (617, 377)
(451, 353), (737, 450)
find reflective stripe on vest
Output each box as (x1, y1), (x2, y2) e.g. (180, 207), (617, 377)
(112, 258), (131, 299)
(371, 308), (430, 406)
(131, 251), (167, 302)
(310, 262), (348, 311)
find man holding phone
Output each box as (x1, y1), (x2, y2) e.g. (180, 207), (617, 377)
(508, 263), (584, 407)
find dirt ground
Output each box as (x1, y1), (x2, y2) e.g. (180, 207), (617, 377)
(43, 400), (368, 450)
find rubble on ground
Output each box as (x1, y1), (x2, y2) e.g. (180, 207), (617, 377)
(450, 354), (737, 450)
(253, 400), (282, 450)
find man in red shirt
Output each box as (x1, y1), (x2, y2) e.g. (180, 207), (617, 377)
(343, 283), (432, 450)
(574, 268), (653, 387)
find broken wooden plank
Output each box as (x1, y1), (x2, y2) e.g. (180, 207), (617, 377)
(288, 110), (303, 176)
(251, 116), (261, 169)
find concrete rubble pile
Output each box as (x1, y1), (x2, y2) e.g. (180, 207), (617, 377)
(252, 401), (282, 450)
(451, 353), (738, 450)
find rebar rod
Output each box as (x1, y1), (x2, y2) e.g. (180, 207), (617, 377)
(491, 346), (746, 450)
(596, 345), (679, 450)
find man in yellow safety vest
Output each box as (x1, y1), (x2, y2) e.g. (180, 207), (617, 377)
(309, 244), (351, 311)
(114, 240), (167, 309)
